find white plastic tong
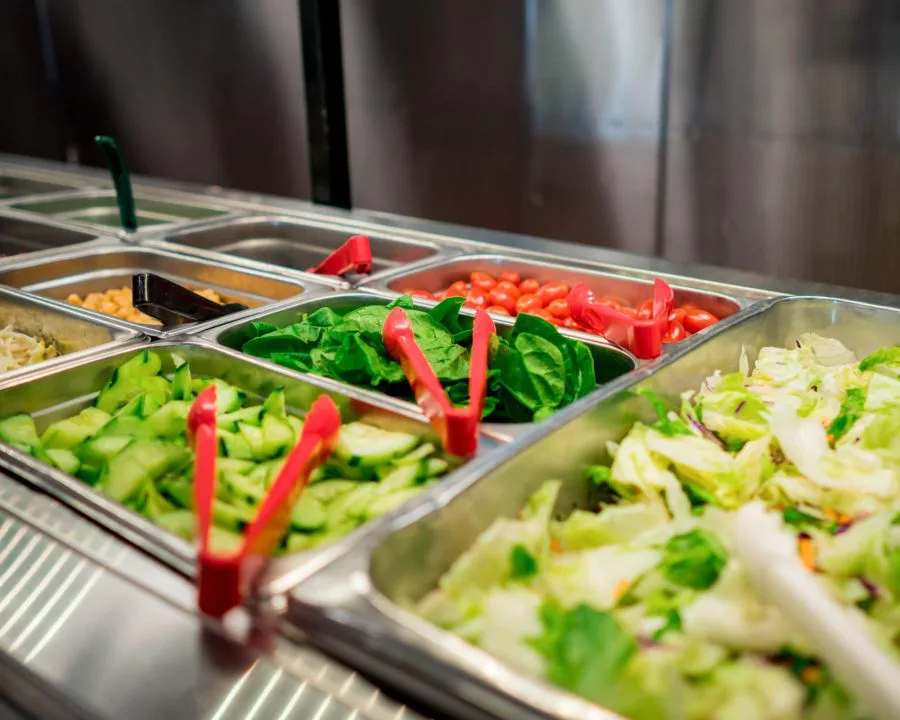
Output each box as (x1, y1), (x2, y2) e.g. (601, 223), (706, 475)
(734, 503), (900, 720)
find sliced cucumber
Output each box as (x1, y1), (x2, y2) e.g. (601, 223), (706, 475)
(159, 477), (193, 508)
(378, 464), (420, 492)
(259, 414), (293, 458)
(262, 388), (286, 418)
(367, 488), (423, 519)
(217, 457), (255, 476)
(422, 457), (449, 478)
(212, 500), (255, 532)
(0, 414), (39, 452)
(171, 362), (192, 401)
(334, 422), (420, 468)
(394, 442), (437, 466)
(219, 429), (253, 460)
(138, 376), (171, 408)
(218, 406), (263, 432)
(304, 479), (359, 504)
(40, 407), (112, 450)
(327, 483), (380, 526)
(212, 381), (245, 414)
(145, 401), (190, 438)
(95, 351), (162, 412)
(285, 533), (316, 554)
(138, 393), (163, 419)
(44, 448), (81, 475)
(291, 495), (326, 532)
(155, 510), (196, 541)
(221, 472), (265, 508)
(100, 441), (191, 503)
(76, 434), (133, 467)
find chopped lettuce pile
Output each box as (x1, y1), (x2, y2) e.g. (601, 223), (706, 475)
(417, 334), (900, 719)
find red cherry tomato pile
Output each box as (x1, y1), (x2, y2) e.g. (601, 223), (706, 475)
(402, 272), (720, 343)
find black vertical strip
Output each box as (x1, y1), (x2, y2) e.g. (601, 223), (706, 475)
(299, 0), (352, 208)
(653, 0), (676, 258)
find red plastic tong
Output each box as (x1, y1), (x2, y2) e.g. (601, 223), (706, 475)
(383, 306), (495, 458)
(308, 235), (373, 276)
(568, 277), (675, 360)
(187, 387), (341, 617)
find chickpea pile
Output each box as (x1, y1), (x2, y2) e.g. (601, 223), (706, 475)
(66, 286), (225, 326)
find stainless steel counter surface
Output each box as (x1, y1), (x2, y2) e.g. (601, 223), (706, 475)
(0, 472), (430, 720)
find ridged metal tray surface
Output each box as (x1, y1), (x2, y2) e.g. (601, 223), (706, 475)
(0, 472), (430, 720)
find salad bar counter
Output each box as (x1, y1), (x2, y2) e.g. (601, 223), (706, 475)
(0, 155), (899, 720)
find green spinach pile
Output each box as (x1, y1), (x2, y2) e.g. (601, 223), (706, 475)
(240, 296), (597, 423)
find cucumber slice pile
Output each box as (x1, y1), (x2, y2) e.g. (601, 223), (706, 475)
(0, 350), (455, 554)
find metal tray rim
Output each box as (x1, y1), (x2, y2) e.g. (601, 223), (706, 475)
(0, 242), (344, 338)
(361, 250), (760, 309)
(0, 283), (147, 383)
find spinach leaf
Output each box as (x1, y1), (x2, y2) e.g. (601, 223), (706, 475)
(514, 333), (566, 407)
(429, 297), (472, 343)
(531, 602), (637, 705)
(332, 334), (405, 386)
(387, 295), (414, 310)
(242, 322), (323, 356)
(660, 529), (728, 589)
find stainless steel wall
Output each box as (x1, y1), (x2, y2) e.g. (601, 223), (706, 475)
(665, 0), (900, 293)
(3, 1), (900, 293)
(341, 0), (663, 257)
(1, 0), (311, 198)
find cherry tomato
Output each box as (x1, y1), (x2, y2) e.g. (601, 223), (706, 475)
(464, 287), (489, 308)
(445, 280), (468, 298)
(537, 282), (569, 306)
(527, 309), (556, 324)
(487, 304), (511, 316)
(516, 293), (542, 314)
(637, 298), (655, 320)
(617, 306), (638, 319)
(562, 317), (581, 330)
(494, 280), (521, 299)
(519, 278), (541, 294)
(663, 319), (687, 343)
(498, 270), (521, 285)
(546, 298), (570, 319)
(683, 308), (718, 334)
(594, 296), (621, 309)
(488, 288), (517, 312)
(668, 308), (687, 324)
(470, 271), (496, 292)
(405, 288), (435, 300)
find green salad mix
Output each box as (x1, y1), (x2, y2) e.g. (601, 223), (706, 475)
(418, 334), (900, 719)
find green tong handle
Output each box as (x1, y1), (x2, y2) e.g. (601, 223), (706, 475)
(94, 135), (138, 232)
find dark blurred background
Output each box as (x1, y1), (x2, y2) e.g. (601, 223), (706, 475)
(3, 0), (900, 293)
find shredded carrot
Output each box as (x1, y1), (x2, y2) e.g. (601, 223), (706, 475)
(822, 508), (838, 521)
(837, 512), (852, 525)
(550, 538), (563, 554)
(614, 579), (630, 601)
(800, 665), (821, 684)
(798, 537), (816, 571)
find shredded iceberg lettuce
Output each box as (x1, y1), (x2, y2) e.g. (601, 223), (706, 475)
(416, 335), (900, 719)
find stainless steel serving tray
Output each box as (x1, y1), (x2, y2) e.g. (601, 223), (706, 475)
(6, 188), (238, 234)
(364, 251), (749, 327)
(0, 169), (86, 200)
(201, 290), (638, 442)
(288, 295), (900, 720)
(0, 244), (343, 337)
(157, 214), (453, 281)
(0, 211), (103, 260)
(0, 284), (142, 383)
(0, 338), (500, 601)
